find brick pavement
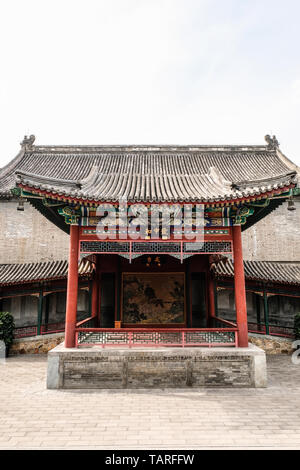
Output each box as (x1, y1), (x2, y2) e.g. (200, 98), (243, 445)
(0, 354), (299, 449)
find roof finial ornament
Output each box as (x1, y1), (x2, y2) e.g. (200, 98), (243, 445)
(264, 134), (279, 149)
(20, 135), (35, 150)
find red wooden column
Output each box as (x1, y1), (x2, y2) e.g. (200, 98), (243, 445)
(65, 224), (79, 348)
(232, 224), (248, 347)
(96, 255), (102, 326)
(208, 272), (216, 327)
(97, 272), (102, 326)
(91, 278), (98, 319)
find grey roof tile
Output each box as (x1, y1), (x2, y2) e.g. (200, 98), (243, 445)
(0, 259), (93, 286)
(0, 143), (298, 203)
(214, 260), (300, 286)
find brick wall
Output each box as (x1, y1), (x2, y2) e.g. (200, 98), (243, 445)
(242, 199), (300, 261)
(48, 346), (267, 388)
(0, 200), (69, 264)
(0, 199), (299, 264)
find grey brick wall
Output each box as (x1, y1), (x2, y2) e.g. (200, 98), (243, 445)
(0, 199), (299, 264)
(48, 346), (267, 388)
(242, 200), (300, 261)
(0, 201), (69, 264)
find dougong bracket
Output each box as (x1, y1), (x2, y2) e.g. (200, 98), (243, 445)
(58, 205), (81, 225)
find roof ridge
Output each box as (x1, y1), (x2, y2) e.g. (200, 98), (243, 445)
(29, 144), (270, 153)
(233, 171), (297, 187)
(0, 148), (25, 179)
(16, 169), (81, 187)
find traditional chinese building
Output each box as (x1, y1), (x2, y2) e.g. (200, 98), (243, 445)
(0, 134), (298, 357)
(0, 259), (93, 337)
(213, 259), (300, 338)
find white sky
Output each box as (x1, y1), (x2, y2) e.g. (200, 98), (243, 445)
(0, 0), (299, 167)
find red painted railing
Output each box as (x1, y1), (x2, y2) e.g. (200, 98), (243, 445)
(14, 318), (294, 342)
(14, 325), (38, 339)
(248, 322), (267, 335)
(248, 322), (294, 339)
(211, 317), (237, 328)
(76, 316), (94, 328)
(75, 323), (238, 348)
(14, 314), (90, 339)
(40, 322), (65, 335)
(14, 322), (66, 339)
(268, 325), (295, 338)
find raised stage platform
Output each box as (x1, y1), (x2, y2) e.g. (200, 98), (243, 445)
(47, 343), (267, 389)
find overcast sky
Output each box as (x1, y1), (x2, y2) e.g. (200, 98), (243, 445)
(0, 0), (299, 167)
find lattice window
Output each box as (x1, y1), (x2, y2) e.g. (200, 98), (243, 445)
(80, 240), (232, 255)
(184, 242), (232, 253)
(132, 242), (181, 253)
(80, 241), (129, 252)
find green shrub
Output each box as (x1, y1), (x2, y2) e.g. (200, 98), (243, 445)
(294, 313), (300, 340)
(0, 312), (15, 353)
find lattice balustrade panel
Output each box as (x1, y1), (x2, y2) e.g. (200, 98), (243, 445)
(184, 242), (232, 253)
(80, 240), (232, 254)
(185, 331), (236, 344)
(77, 329), (236, 346)
(247, 322), (294, 338)
(41, 322), (65, 334)
(132, 242), (181, 253)
(185, 331), (211, 344)
(14, 326), (37, 338)
(248, 322), (267, 334)
(80, 241), (130, 253)
(77, 331), (130, 345)
(268, 325), (294, 338)
(131, 331), (182, 344)
(102, 331), (130, 344)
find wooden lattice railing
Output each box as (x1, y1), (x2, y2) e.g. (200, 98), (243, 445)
(13, 317), (295, 342)
(75, 321), (238, 348)
(248, 322), (295, 339)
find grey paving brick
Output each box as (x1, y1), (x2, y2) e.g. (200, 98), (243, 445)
(0, 354), (299, 449)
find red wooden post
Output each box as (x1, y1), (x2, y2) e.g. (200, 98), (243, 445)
(232, 225), (248, 347)
(129, 332), (132, 348)
(91, 278), (98, 319)
(65, 224), (79, 348)
(208, 272), (216, 326)
(97, 272), (102, 326)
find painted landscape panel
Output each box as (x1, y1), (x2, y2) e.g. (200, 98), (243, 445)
(122, 273), (185, 325)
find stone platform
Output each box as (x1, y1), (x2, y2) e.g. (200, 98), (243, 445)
(47, 343), (267, 389)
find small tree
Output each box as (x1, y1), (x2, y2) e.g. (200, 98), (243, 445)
(294, 313), (300, 340)
(0, 312), (15, 356)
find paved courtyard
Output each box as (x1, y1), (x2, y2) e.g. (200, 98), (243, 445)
(0, 354), (300, 449)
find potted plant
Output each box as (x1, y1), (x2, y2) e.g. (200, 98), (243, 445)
(0, 312), (15, 357)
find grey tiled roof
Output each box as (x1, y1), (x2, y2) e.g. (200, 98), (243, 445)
(0, 142), (298, 203)
(0, 259), (93, 286)
(214, 260), (300, 286)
